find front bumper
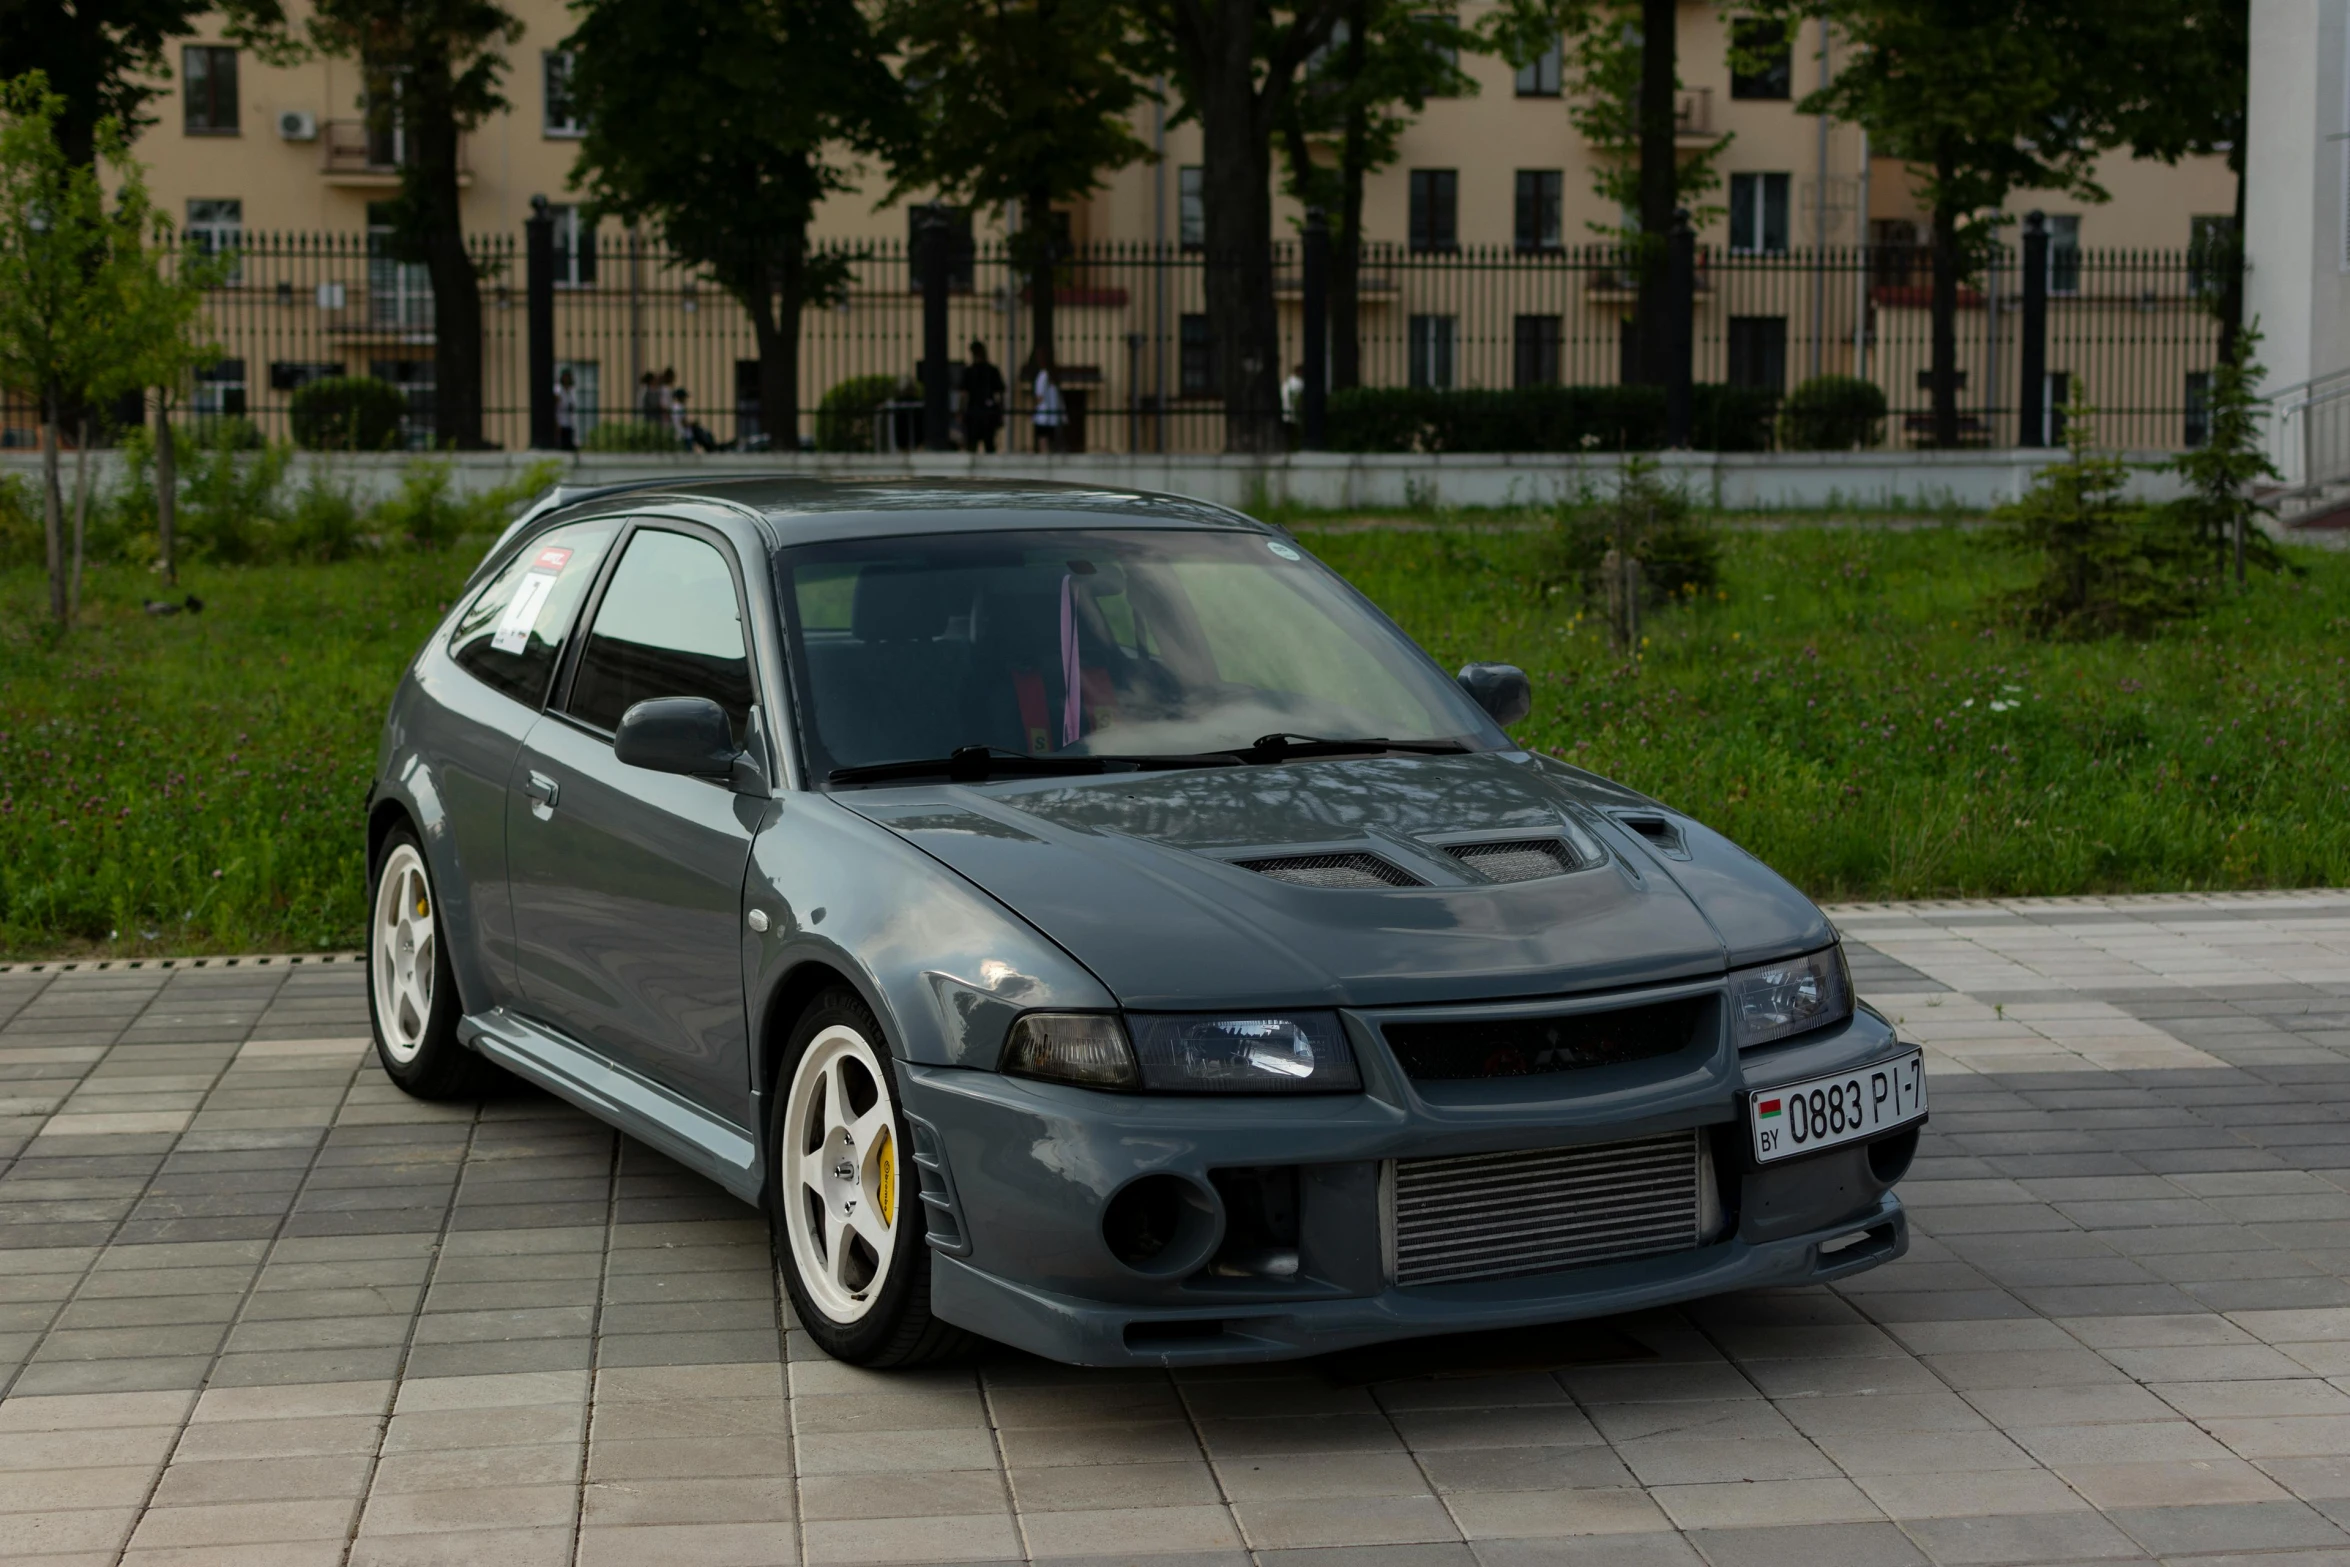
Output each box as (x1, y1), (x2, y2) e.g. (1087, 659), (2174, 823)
(902, 998), (1919, 1367)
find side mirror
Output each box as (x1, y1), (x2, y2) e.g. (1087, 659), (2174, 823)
(614, 697), (760, 790)
(1457, 662), (1533, 728)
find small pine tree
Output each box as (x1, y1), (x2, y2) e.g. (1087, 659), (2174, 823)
(1997, 393), (2209, 640)
(1540, 455), (1721, 652)
(2168, 320), (2286, 586)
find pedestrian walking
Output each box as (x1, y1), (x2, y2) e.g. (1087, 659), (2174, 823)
(555, 368), (579, 452)
(673, 388), (719, 453)
(1281, 363), (1305, 448)
(1032, 358), (1065, 454)
(963, 340), (1005, 453)
(637, 371), (665, 426)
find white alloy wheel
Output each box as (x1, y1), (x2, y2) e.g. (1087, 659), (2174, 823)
(371, 843), (438, 1065)
(782, 1023), (902, 1323)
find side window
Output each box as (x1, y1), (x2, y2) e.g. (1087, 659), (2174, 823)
(448, 520), (620, 706)
(568, 528), (754, 742)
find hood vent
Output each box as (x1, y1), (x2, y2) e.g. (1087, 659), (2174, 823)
(1617, 814), (1690, 860)
(1237, 852), (1423, 890)
(1445, 838), (1580, 884)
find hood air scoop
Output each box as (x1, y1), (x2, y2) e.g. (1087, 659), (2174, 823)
(1444, 838), (1581, 884)
(1236, 852), (1423, 890)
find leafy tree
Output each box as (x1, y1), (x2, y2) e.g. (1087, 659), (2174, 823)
(1997, 393), (2207, 640)
(885, 0), (1149, 376)
(118, 229), (229, 588)
(2167, 319), (2283, 586)
(1274, 0), (1474, 391)
(1753, 0), (2133, 446)
(0, 0), (283, 169)
(0, 75), (171, 626)
(564, 0), (901, 449)
(1133, 0), (1347, 451)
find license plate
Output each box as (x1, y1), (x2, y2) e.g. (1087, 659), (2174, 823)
(1749, 1051), (1926, 1164)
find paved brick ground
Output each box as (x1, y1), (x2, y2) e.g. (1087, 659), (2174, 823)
(2, 889), (2349, 1566)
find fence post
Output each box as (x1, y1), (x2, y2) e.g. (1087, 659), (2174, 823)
(914, 205), (954, 452)
(525, 196), (557, 452)
(1301, 209), (1329, 450)
(1665, 209), (1694, 448)
(2019, 210), (2048, 448)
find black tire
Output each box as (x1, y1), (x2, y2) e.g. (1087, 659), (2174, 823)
(768, 987), (970, 1367)
(367, 825), (497, 1100)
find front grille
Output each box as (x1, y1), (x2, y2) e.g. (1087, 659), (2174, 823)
(1389, 1130), (1702, 1286)
(1445, 838), (1580, 883)
(1236, 852), (1422, 890)
(1382, 997), (1704, 1081)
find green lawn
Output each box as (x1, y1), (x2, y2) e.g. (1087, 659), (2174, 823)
(2, 519), (2345, 959)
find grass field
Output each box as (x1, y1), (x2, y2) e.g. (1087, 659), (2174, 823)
(2, 517), (2345, 959)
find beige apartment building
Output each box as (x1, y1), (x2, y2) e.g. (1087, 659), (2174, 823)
(131, 0), (2235, 452)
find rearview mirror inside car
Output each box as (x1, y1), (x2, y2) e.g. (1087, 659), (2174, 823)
(613, 697), (762, 792)
(1457, 663), (1533, 728)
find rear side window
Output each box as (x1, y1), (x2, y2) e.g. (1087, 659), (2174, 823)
(448, 520), (620, 706)
(567, 528), (754, 742)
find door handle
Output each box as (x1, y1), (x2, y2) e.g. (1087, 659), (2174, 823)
(524, 771), (560, 819)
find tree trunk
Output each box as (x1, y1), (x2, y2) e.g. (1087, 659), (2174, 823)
(1332, 5), (1368, 393)
(406, 59), (486, 450)
(2217, 150), (2246, 366)
(1633, 0), (1678, 387)
(155, 392), (179, 586)
(1929, 186), (1960, 449)
(69, 418), (91, 623)
(741, 241), (805, 451)
(1021, 186), (1059, 376)
(1192, 0), (1285, 453)
(41, 398), (66, 628)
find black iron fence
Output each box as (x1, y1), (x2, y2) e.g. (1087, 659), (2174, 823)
(1, 230), (2221, 456)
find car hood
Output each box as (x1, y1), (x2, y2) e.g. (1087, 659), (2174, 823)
(840, 751), (1831, 1011)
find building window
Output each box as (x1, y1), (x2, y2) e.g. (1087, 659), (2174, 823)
(1514, 170), (1562, 253)
(2046, 214), (2081, 295)
(183, 46), (239, 135)
(1417, 12), (1460, 86)
(1729, 172), (1790, 254)
(192, 359), (247, 420)
(186, 198), (243, 284)
(269, 362), (342, 392)
(367, 202), (433, 332)
(2184, 370), (2211, 448)
(1727, 316), (1787, 392)
(905, 205), (974, 290)
(1179, 313), (1215, 396)
(2188, 214), (2236, 297)
(549, 205), (598, 287)
(1515, 37), (1561, 97)
(1178, 167), (1204, 251)
(543, 52), (583, 137)
(1409, 314), (1456, 389)
(1409, 169), (1457, 253)
(1730, 19), (1792, 100)
(370, 358), (435, 448)
(1514, 315), (1562, 387)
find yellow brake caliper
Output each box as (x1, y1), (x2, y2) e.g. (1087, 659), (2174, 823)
(873, 1129), (896, 1228)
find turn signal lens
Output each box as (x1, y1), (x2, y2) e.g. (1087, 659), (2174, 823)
(1002, 1013), (1140, 1090)
(1129, 1012), (1360, 1093)
(1728, 945), (1853, 1049)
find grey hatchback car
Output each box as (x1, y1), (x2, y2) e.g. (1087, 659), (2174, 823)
(364, 476), (1923, 1369)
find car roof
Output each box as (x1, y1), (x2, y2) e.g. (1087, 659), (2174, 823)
(531, 474), (1270, 543)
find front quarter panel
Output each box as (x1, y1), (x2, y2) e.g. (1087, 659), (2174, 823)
(743, 793), (1117, 1076)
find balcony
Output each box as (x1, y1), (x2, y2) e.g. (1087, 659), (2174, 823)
(1578, 88), (1720, 150)
(319, 121), (472, 188)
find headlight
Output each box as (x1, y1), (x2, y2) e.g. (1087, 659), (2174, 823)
(1728, 945), (1852, 1049)
(1130, 1012), (1360, 1093)
(1002, 1013), (1139, 1089)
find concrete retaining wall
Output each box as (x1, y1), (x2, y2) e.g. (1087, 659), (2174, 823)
(3, 446), (2192, 514)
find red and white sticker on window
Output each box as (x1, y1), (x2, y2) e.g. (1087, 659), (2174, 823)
(490, 547), (575, 655)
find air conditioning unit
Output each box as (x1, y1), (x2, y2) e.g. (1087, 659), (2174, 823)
(277, 110), (318, 142)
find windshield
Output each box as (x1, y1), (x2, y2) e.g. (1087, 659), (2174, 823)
(777, 528), (1494, 781)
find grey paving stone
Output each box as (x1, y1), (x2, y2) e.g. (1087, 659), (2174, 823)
(1684, 1523), (1929, 1567)
(2106, 1502), (2350, 1555)
(1897, 1511), (2149, 1565)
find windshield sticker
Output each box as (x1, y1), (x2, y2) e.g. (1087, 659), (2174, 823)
(1266, 539), (1302, 561)
(490, 553), (570, 655)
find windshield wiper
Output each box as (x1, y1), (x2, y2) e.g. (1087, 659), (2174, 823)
(827, 745), (1239, 787)
(1226, 733), (1474, 765)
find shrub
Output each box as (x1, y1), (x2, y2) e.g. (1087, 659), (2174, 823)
(179, 424), (294, 564)
(280, 467), (370, 562)
(816, 373), (901, 452)
(376, 458), (564, 552)
(183, 414), (265, 451)
(1997, 397), (2207, 640)
(289, 376), (408, 451)
(582, 419), (681, 453)
(1539, 456), (1721, 606)
(1326, 384), (1775, 454)
(1777, 375), (1887, 451)
(0, 472), (39, 569)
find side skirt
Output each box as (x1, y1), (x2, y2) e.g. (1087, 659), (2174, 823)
(461, 1008), (763, 1203)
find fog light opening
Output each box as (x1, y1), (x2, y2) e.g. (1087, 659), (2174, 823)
(1103, 1173), (1220, 1276)
(1206, 1166), (1301, 1280)
(1868, 1124), (1921, 1184)
(1819, 1228), (1874, 1258)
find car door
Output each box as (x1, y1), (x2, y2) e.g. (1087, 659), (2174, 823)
(427, 517), (622, 1001)
(505, 518), (766, 1123)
